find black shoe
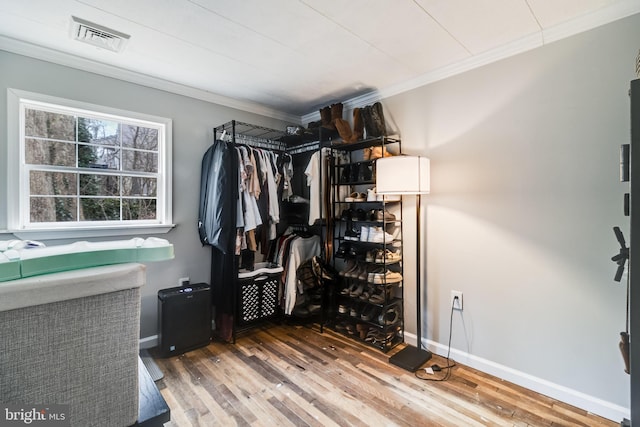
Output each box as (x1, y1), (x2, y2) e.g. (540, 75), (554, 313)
(292, 305), (310, 317)
(341, 209), (354, 221)
(341, 165), (351, 183)
(348, 245), (360, 258)
(336, 242), (350, 257)
(359, 164), (373, 181)
(344, 227), (360, 241)
(308, 303), (322, 315)
(350, 163), (360, 182)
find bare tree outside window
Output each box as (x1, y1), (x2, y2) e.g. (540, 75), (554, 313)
(22, 104), (163, 226)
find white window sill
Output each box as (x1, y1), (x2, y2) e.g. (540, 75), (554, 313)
(4, 224), (176, 241)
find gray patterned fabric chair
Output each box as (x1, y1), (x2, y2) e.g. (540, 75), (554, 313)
(0, 263), (145, 427)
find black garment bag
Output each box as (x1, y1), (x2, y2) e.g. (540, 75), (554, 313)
(198, 139), (238, 254)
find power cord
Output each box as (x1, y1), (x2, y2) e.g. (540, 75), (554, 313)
(414, 295), (457, 382)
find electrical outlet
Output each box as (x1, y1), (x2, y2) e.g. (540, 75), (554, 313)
(451, 290), (463, 310)
(179, 277), (190, 286)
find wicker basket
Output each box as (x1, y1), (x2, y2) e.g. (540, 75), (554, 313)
(237, 263), (283, 325)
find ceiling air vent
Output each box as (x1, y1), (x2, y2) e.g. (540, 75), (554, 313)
(70, 16), (130, 53)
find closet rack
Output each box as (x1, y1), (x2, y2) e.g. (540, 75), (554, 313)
(214, 120), (288, 151)
(213, 120), (333, 154)
(210, 119), (333, 343)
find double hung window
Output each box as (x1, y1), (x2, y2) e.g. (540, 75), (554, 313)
(7, 89), (173, 238)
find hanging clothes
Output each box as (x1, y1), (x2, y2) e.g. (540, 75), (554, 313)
(305, 149), (322, 226)
(305, 147), (341, 226)
(283, 234), (322, 315)
(254, 149), (271, 255)
(198, 139), (238, 254)
(245, 147), (283, 254)
(280, 153), (294, 201)
(198, 139), (239, 342)
(247, 148), (261, 198)
(237, 147), (262, 233)
(270, 230), (322, 315)
(265, 150), (280, 240)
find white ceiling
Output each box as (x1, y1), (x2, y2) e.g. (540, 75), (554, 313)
(1, 0), (639, 120)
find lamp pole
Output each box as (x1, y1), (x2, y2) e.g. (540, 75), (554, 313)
(389, 192), (432, 371)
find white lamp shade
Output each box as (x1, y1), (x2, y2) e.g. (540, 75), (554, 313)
(376, 156), (430, 195)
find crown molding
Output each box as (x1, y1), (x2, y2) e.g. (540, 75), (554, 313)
(0, 35), (300, 124)
(543, 0), (640, 44)
(302, 1), (640, 118)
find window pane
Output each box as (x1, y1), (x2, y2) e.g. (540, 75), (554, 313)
(80, 174), (120, 196)
(78, 144), (120, 170)
(122, 149), (157, 173)
(80, 198), (121, 221)
(78, 117), (120, 146)
(122, 176), (157, 197)
(30, 197), (77, 222)
(24, 109), (76, 141)
(25, 138), (76, 166)
(30, 171), (77, 196)
(122, 125), (158, 150)
(18, 95), (169, 230)
(123, 199), (157, 220)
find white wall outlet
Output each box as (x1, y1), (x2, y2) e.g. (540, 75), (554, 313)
(179, 277), (190, 286)
(451, 290), (463, 310)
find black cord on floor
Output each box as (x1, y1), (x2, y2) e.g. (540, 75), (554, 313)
(414, 295), (457, 382)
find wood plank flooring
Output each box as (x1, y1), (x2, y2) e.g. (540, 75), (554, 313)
(152, 324), (616, 427)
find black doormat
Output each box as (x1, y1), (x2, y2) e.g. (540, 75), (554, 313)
(140, 349), (164, 381)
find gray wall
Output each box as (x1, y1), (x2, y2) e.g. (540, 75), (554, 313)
(381, 12), (639, 412)
(0, 50), (292, 339)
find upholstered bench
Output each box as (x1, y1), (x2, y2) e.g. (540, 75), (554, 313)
(0, 263), (145, 427)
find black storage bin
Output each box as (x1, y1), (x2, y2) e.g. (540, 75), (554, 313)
(158, 283), (211, 357)
(237, 264), (282, 325)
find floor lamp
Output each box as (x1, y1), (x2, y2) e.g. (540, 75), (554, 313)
(376, 155), (433, 371)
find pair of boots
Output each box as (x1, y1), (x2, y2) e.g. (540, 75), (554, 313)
(340, 163), (373, 183)
(335, 108), (364, 143)
(320, 103), (343, 130)
(334, 102), (387, 143)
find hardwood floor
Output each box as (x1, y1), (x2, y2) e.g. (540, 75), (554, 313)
(152, 323), (615, 427)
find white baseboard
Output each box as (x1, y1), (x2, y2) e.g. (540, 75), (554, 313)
(139, 335), (158, 350)
(410, 334), (629, 422)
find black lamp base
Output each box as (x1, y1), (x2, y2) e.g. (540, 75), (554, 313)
(389, 345), (432, 372)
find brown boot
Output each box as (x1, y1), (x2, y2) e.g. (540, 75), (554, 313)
(352, 107), (364, 141)
(370, 146), (393, 159)
(361, 105), (374, 138)
(320, 106), (331, 128)
(334, 118), (352, 143)
(330, 103), (343, 127)
(369, 102), (387, 137)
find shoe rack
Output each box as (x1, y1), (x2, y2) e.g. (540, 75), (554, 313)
(330, 136), (404, 352)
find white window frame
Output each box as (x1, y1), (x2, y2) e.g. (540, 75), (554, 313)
(6, 88), (174, 240)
